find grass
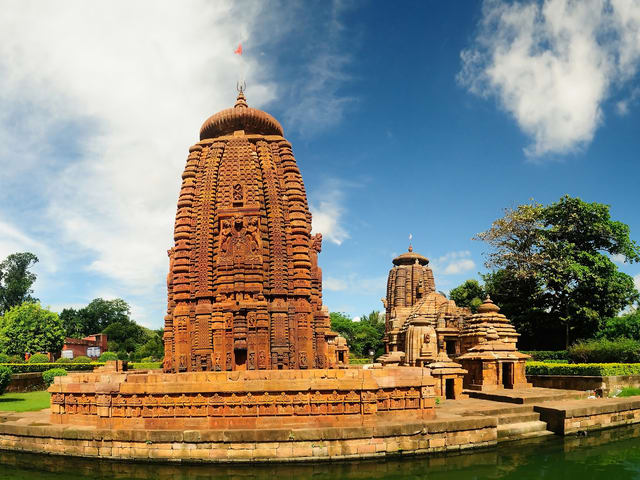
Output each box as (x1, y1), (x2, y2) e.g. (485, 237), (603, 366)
(616, 387), (640, 398)
(0, 391), (51, 412)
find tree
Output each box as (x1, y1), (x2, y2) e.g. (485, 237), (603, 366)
(476, 195), (640, 349)
(60, 298), (131, 338)
(133, 329), (165, 360)
(596, 308), (640, 341)
(330, 311), (385, 358)
(0, 302), (65, 356)
(102, 318), (146, 354)
(0, 252), (39, 315)
(449, 279), (485, 313)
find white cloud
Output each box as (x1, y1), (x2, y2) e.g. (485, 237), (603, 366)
(0, 1), (275, 297)
(635, 274), (640, 292)
(444, 259), (477, 275)
(324, 277), (349, 291)
(431, 251), (476, 276)
(283, 0), (355, 133)
(459, 0), (640, 157)
(0, 219), (57, 274)
(310, 179), (350, 245)
(0, 1), (355, 326)
(612, 253), (627, 264)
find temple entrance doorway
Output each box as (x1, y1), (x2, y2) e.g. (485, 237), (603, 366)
(234, 349), (247, 371)
(502, 362), (513, 389)
(445, 378), (455, 399)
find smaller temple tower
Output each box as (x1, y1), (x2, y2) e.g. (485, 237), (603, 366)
(379, 245), (532, 398)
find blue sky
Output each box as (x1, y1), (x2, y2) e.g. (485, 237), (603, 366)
(1, 0), (639, 327)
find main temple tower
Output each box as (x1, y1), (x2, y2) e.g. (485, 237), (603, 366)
(163, 90), (335, 373)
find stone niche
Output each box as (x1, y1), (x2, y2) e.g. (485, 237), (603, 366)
(50, 363), (436, 430)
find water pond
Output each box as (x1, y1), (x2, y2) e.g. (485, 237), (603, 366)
(2, 425), (640, 479)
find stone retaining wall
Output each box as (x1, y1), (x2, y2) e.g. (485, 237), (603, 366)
(535, 398), (640, 435)
(527, 375), (640, 396)
(6, 373), (45, 393)
(0, 416), (496, 462)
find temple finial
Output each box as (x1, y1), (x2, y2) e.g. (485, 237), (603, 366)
(235, 81), (248, 108)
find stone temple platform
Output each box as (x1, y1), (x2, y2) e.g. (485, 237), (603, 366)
(4, 385), (640, 463)
(49, 366), (437, 430)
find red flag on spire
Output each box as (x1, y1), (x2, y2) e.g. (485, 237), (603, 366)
(234, 43), (242, 55)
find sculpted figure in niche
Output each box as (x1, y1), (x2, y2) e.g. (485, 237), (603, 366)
(233, 183), (243, 202)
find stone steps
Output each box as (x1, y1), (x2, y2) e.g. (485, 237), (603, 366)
(465, 389), (584, 404)
(496, 411), (540, 425)
(497, 420), (554, 443)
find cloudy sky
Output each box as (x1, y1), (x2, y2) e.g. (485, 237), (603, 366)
(1, 0), (639, 327)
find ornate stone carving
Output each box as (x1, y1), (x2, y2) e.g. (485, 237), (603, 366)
(164, 92), (347, 372)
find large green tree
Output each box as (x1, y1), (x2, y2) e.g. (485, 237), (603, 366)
(60, 298), (131, 338)
(0, 252), (39, 315)
(476, 196), (640, 349)
(0, 302), (65, 356)
(449, 279), (485, 313)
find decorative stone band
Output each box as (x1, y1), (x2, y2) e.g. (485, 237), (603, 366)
(49, 367), (436, 429)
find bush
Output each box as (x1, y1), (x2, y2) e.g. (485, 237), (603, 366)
(28, 353), (50, 364)
(42, 368), (68, 386)
(72, 356), (91, 364)
(522, 350), (568, 361)
(0, 366), (11, 395)
(98, 352), (118, 362)
(55, 357), (72, 364)
(526, 362), (640, 376)
(568, 338), (640, 363)
(0, 363), (104, 373)
(8, 355), (23, 363)
(0, 353), (9, 363)
(117, 351), (129, 361)
(349, 358), (372, 365)
(130, 362), (162, 370)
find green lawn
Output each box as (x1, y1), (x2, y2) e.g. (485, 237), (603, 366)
(0, 391), (50, 412)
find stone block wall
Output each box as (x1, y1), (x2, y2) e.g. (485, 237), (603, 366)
(0, 416), (497, 462)
(535, 397), (640, 435)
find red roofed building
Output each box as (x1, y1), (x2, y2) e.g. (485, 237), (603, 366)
(60, 334), (108, 360)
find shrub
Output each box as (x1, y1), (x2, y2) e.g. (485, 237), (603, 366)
(0, 366), (11, 395)
(522, 350), (568, 361)
(28, 353), (50, 364)
(117, 351), (129, 361)
(349, 358), (372, 365)
(55, 357), (72, 364)
(0, 353), (9, 363)
(98, 352), (118, 362)
(72, 356), (91, 364)
(568, 338), (640, 363)
(130, 362), (162, 370)
(0, 363), (104, 373)
(42, 368), (68, 386)
(8, 355), (23, 363)
(526, 362), (640, 376)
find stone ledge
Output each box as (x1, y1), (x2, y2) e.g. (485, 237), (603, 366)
(535, 397), (640, 434)
(0, 413), (497, 462)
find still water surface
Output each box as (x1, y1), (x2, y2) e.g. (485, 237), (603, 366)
(3, 425), (640, 480)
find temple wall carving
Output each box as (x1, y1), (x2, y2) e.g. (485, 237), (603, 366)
(163, 93), (345, 372)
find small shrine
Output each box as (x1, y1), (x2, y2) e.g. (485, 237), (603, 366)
(378, 246), (531, 398)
